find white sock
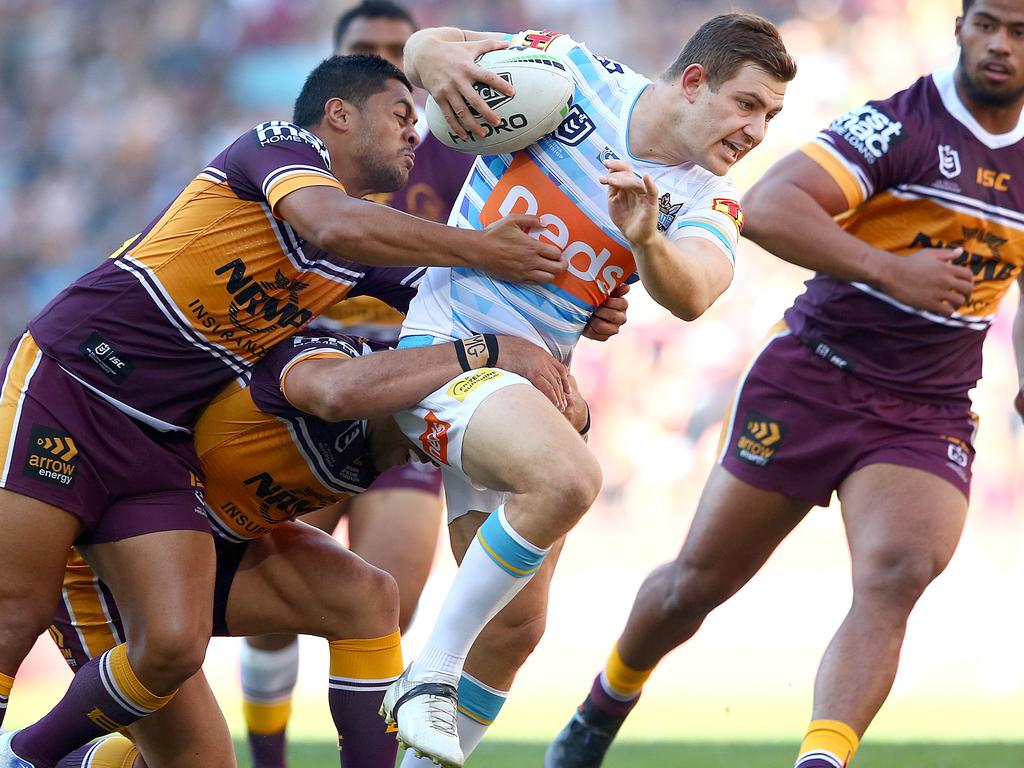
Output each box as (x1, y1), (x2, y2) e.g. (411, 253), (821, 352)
(240, 638), (300, 703)
(409, 507), (547, 685)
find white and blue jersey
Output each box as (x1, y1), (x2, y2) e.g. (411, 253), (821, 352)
(401, 29), (743, 362)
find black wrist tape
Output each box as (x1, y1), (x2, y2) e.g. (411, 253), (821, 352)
(456, 334), (499, 371)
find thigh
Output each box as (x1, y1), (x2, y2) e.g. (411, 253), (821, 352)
(839, 463), (968, 584)
(674, 464), (811, 587)
(129, 670), (236, 768)
(396, 368), (586, 493)
(81, 529), (217, 648)
(223, 520), (383, 637)
(0, 489), (82, 670)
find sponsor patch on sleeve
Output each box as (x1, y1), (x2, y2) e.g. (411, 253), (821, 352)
(711, 198), (744, 232)
(512, 29), (566, 51)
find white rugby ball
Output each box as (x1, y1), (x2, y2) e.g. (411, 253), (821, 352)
(426, 47), (575, 155)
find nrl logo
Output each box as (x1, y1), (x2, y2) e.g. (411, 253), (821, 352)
(657, 193), (683, 232)
(938, 144), (961, 179)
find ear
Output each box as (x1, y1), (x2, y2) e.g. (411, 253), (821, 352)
(680, 63), (706, 103)
(323, 96), (353, 134)
(954, 15), (964, 47)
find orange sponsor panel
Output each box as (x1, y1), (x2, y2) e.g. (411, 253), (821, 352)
(479, 154), (635, 306)
(419, 411), (451, 466)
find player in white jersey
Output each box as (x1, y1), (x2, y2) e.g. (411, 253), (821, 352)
(381, 15), (796, 767)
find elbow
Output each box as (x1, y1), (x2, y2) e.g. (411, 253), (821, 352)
(739, 182), (779, 244)
(661, 287), (719, 322)
(305, 381), (363, 423)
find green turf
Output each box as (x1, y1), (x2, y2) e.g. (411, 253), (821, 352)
(241, 740), (1024, 767)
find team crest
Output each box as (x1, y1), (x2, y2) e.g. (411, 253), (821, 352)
(657, 193), (683, 232)
(712, 197), (745, 232)
(938, 144), (961, 179)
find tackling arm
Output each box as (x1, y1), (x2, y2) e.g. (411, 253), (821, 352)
(742, 152), (974, 316)
(283, 336), (570, 422)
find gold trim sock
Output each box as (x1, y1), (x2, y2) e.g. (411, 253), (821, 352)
(795, 719), (860, 768)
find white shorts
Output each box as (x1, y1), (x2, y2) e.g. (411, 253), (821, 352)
(395, 367), (526, 523)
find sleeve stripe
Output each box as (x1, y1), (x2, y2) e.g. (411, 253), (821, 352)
(262, 165), (341, 199)
(674, 221), (736, 261)
(801, 140), (868, 209)
(676, 219), (735, 252)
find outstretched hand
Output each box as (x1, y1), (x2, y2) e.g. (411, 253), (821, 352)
(600, 158), (659, 248)
(474, 215), (567, 284)
(420, 38), (512, 139)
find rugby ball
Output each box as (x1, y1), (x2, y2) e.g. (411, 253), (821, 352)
(426, 48), (575, 155)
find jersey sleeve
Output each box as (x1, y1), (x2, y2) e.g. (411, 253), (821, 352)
(799, 81), (926, 210)
(249, 332), (365, 417)
(664, 176), (743, 265)
(345, 265), (424, 315)
(223, 121), (347, 218)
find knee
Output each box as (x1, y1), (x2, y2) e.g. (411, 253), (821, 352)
(660, 559), (732, 625)
(129, 615), (211, 687)
(541, 450), (602, 517)
(853, 552), (939, 615)
(319, 562), (399, 638)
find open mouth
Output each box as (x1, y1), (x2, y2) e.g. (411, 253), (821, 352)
(981, 60), (1012, 82)
(721, 140), (744, 161)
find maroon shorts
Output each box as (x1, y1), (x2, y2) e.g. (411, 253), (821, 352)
(368, 458), (443, 495)
(719, 330), (977, 508)
(0, 333), (208, 543)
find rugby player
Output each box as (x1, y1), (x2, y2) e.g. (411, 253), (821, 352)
(49, 326), (573, 768)
(546, 2), (1024, 766)
(0, 53), (568, 767)
(379, 15), (797, 767)
(238, 5), (471, 763)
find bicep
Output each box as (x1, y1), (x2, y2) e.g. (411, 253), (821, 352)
(275, 185), (357, 248)
(745, 151), (852, 219)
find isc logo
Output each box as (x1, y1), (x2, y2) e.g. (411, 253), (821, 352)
(480, 155), (635, 304)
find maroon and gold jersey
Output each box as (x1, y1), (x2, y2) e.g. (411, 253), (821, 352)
(195, 331), (384, 542)
(29, 121), (421, 430)
(786, 68), (1024, 404)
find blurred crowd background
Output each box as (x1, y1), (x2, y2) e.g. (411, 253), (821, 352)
(6, 0), (1024, 747)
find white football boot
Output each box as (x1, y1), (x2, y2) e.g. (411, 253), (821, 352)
(380, 666), (463, 768)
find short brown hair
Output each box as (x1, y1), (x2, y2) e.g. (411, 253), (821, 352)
(661, 13), (797, 89)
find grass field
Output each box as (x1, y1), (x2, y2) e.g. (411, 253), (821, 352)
(248, 740), (1024, 767)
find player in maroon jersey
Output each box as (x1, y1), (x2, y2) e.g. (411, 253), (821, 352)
(548, 2), (1024, 767)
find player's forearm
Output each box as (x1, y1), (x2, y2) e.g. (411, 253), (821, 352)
(633, 236), (730, 321)
(318, 198), (472, 269)
(403, 27), (467, 88)
(742, 180), (891, 286)
(300, 343), (474, 421)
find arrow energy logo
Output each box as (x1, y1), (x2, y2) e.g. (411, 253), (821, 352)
(24, 424), (81, 486)
(735, 412), (785, 467)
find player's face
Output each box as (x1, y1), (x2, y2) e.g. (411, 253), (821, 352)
(688, 63), (786, 176)
(956, 0), (1024, 108)
(351, 79), (419, 194)
(336, 17), (416, 70)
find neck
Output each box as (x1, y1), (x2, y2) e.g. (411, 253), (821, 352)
(954, 68), (1024, 134)
(627, 81), (690, 165)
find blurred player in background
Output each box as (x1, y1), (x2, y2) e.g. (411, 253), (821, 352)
(239, 4), (475, 766)
(546, 2), (1024, 767)
(0, 53), (568, 768)
(381, 15), (795, 767)
(50, 327), (567, 768)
